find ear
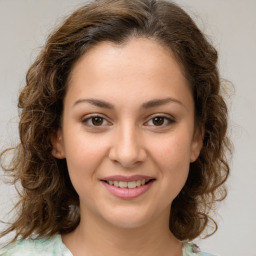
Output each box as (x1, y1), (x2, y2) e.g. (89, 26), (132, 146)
(190, 126), (204, 163)
(51, 129), (66, 159)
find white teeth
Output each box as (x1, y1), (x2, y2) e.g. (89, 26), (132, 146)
(128, 181), (137, 188)
(136, 180), (141, 187)
(119, 181), (127, 188)
(107, 179), (148, 188)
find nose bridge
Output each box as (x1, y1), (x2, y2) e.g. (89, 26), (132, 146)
(119, 122), (138, 152)
(109, 120), (146, 167)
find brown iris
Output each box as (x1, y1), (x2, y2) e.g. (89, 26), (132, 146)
(92, 117), (104, 126)
(152, 117), (165, 126)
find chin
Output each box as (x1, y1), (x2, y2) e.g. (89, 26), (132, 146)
(101, 209), (157, 230)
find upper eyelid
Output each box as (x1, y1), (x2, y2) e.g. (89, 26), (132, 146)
(82, 113), (109, 120)
(144, 116), (175, 125)
(81, 113), (174, 119)
(81, 114), (112, 125)
(145, 113), (175, 121)
(81, 113), (175, 125)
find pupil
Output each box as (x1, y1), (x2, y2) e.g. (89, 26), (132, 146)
(92, 117), (103, 126)
(153, 117), (164, 126)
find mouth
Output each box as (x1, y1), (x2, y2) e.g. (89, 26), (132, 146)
(102, 179), (155, 189)
(100, 175), (156, 199)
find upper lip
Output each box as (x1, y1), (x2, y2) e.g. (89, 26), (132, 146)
(101, 175), (155, 182)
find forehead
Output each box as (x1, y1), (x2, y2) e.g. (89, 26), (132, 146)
(70, 37), (184, 80)
(65, 37), (192, 108)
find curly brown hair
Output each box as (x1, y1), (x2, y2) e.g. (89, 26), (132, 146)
(0, 0), (231, 242)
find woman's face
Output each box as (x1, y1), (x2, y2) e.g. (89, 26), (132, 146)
(52, 37), (202, 229)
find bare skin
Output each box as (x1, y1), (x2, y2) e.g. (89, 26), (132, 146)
(62, 208), (182, 256)
(52, 37), (202, 256)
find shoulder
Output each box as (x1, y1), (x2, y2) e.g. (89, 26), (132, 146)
(183, 243), (217, 256)
(0, 235), (72, 256)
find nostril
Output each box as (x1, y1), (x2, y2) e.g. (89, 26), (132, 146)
(108, 138), (147, 168)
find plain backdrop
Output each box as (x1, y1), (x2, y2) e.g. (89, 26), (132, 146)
(0, 1), (255, 256)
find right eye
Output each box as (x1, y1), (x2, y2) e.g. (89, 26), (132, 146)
(82, 115), (110, 127)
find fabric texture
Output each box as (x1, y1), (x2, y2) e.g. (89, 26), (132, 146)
(0, 235), (216, 256)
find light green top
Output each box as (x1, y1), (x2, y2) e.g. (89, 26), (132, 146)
(0, 235), (216, 256)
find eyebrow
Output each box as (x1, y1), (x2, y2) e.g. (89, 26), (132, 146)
(73, 98), (114, 109)
(73, 97), (183, 109)
(141, 97), (183, 109)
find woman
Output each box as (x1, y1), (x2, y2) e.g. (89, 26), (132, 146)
(0, 0), (231, 255)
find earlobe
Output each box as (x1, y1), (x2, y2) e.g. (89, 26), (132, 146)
(51, 129), (66, 159)
(190, 126), (204, 163)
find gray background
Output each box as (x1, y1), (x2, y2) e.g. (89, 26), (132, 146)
(0, 1), (255, 255)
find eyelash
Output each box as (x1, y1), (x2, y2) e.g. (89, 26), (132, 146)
(145, 115), (175, 127)
(82, 115), (111, 127)
(81, 114), (175, 128)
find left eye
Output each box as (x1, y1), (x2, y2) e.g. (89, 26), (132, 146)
(82, 116), (109, 127)
(145, 116), (174, 127)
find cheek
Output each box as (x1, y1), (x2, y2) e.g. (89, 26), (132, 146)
(152, 133), (192, 167)
(64, 133), (108, 179)
(151, 135), (192, 193)
(63, 137), (108, 201)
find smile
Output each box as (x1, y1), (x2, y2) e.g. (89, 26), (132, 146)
(105, 179), (147, 188)
(101, 175), (155, 199)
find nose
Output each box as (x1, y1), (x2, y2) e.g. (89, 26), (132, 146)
(108, 124), (147, 168)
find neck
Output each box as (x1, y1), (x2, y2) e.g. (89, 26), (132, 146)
(62, 207), (182, 256)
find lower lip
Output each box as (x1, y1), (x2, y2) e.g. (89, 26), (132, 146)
(102, 181), (154, 199)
